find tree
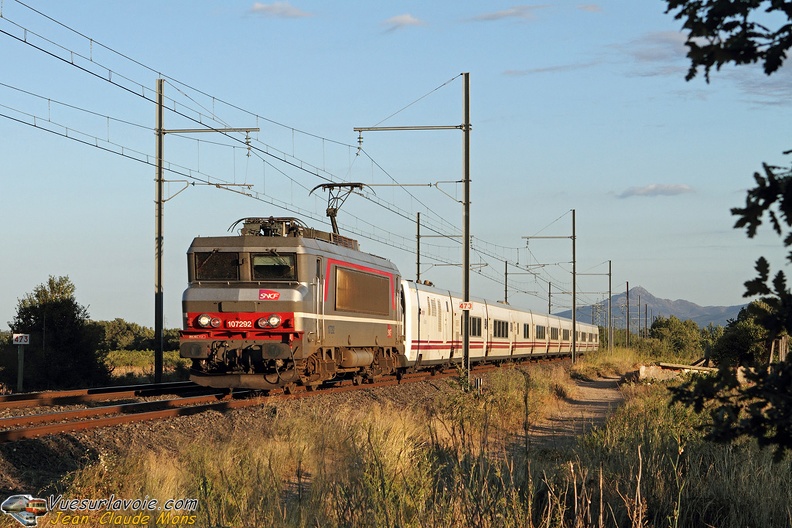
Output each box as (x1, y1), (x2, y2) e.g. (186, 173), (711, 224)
(700, 322), (725, 359)
(649, 315), (705, 358)
(665, 0), (792, 457)
(710, 300), (775, 366)
(93, 318), (179, 352)
(8, 276), (110, 389)
(95, 318), (154, 352)
(665, 2), (792, 319)
(666, 0), (792, 81)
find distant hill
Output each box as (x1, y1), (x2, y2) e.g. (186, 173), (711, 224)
(555, 286), (746, 329)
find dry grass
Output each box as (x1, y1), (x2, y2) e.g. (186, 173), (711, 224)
(60, 363), (792, 528)
(572, 346), (644, 380)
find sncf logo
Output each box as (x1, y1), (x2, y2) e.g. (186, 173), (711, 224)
(259, 290), (281, 301)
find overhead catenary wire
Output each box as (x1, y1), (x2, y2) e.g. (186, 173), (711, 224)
(0, 100), (438, 261)
(371, 73), (464, 127)
(1, 1), (561, 264)
(0, 3), (468, 241)
(0, 90), (585, 311)
(2, 1), (606, 314)
(0, 23), (460, 242)
(0, 72), (461, 266)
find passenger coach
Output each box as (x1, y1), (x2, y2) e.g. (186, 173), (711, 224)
(402, 281), (598, 367)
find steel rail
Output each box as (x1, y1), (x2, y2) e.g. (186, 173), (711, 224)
(0, 381), (200, 409)
(0, 393), (257, 442)
(0, 392), (234, 429)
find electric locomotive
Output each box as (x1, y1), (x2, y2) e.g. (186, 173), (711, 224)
(179, 217), (406, 390)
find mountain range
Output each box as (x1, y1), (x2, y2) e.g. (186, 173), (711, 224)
(555, 286), (746, 329)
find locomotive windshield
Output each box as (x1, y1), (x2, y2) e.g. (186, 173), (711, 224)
(252, 253), (296, 281)
(195, 251), (239, 281)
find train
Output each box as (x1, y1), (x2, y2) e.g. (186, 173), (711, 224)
(179, 216), (599, 390)
(1, 495), (46, 527)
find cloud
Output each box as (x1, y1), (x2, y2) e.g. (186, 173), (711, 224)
(631, 32), (792, 105)
(577, 4), (602, 13)
(469, 5), (550, 22)
(612, 29), (792, 105)
(728, 65), (792, 106)
(249, 2), (312, 18)
(617, 30), (792, 105)
(382, 14), (426, 32)
(618, 184), (694, 198)
(504, 61), (600, 76)
(614, 31), (691, 78)
(624, 31), (688, 63)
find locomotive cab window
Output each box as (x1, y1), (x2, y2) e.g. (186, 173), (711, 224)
(195, 251), (239, 281)
(252, 254), (296, 280)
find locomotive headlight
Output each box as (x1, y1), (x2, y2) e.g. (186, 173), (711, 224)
(257, 314), (282, 328)
(196, 314), (212, 328)
(210, 317), (222, 328)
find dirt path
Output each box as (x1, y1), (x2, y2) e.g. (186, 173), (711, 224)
(527, 375), (624, 449)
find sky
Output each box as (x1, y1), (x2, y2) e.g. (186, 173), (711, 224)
(1, 0), (790, 332)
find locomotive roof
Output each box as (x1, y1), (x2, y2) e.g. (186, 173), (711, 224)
(188, 216), (398, 272)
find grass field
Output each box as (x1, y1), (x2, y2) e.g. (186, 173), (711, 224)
(70, 349), (791, 527)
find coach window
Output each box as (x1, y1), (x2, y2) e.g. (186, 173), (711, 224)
(195, 251), (239, 281)
(562, 329), (570, 341)
(252, 254), (296, 280)
(550, 327), (559, 341)
(523, 323), (530, 339)
(469, 316), (482, 337)
(494, 320), (508, 338)
(536, 325), (546, 340)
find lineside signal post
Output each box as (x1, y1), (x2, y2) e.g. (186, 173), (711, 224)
(12, 334), (29, 392)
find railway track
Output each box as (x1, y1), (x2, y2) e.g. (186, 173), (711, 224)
(0, 381), (201, 409)
(0, 363), (517, 443)
(0, 381), (227, 442)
